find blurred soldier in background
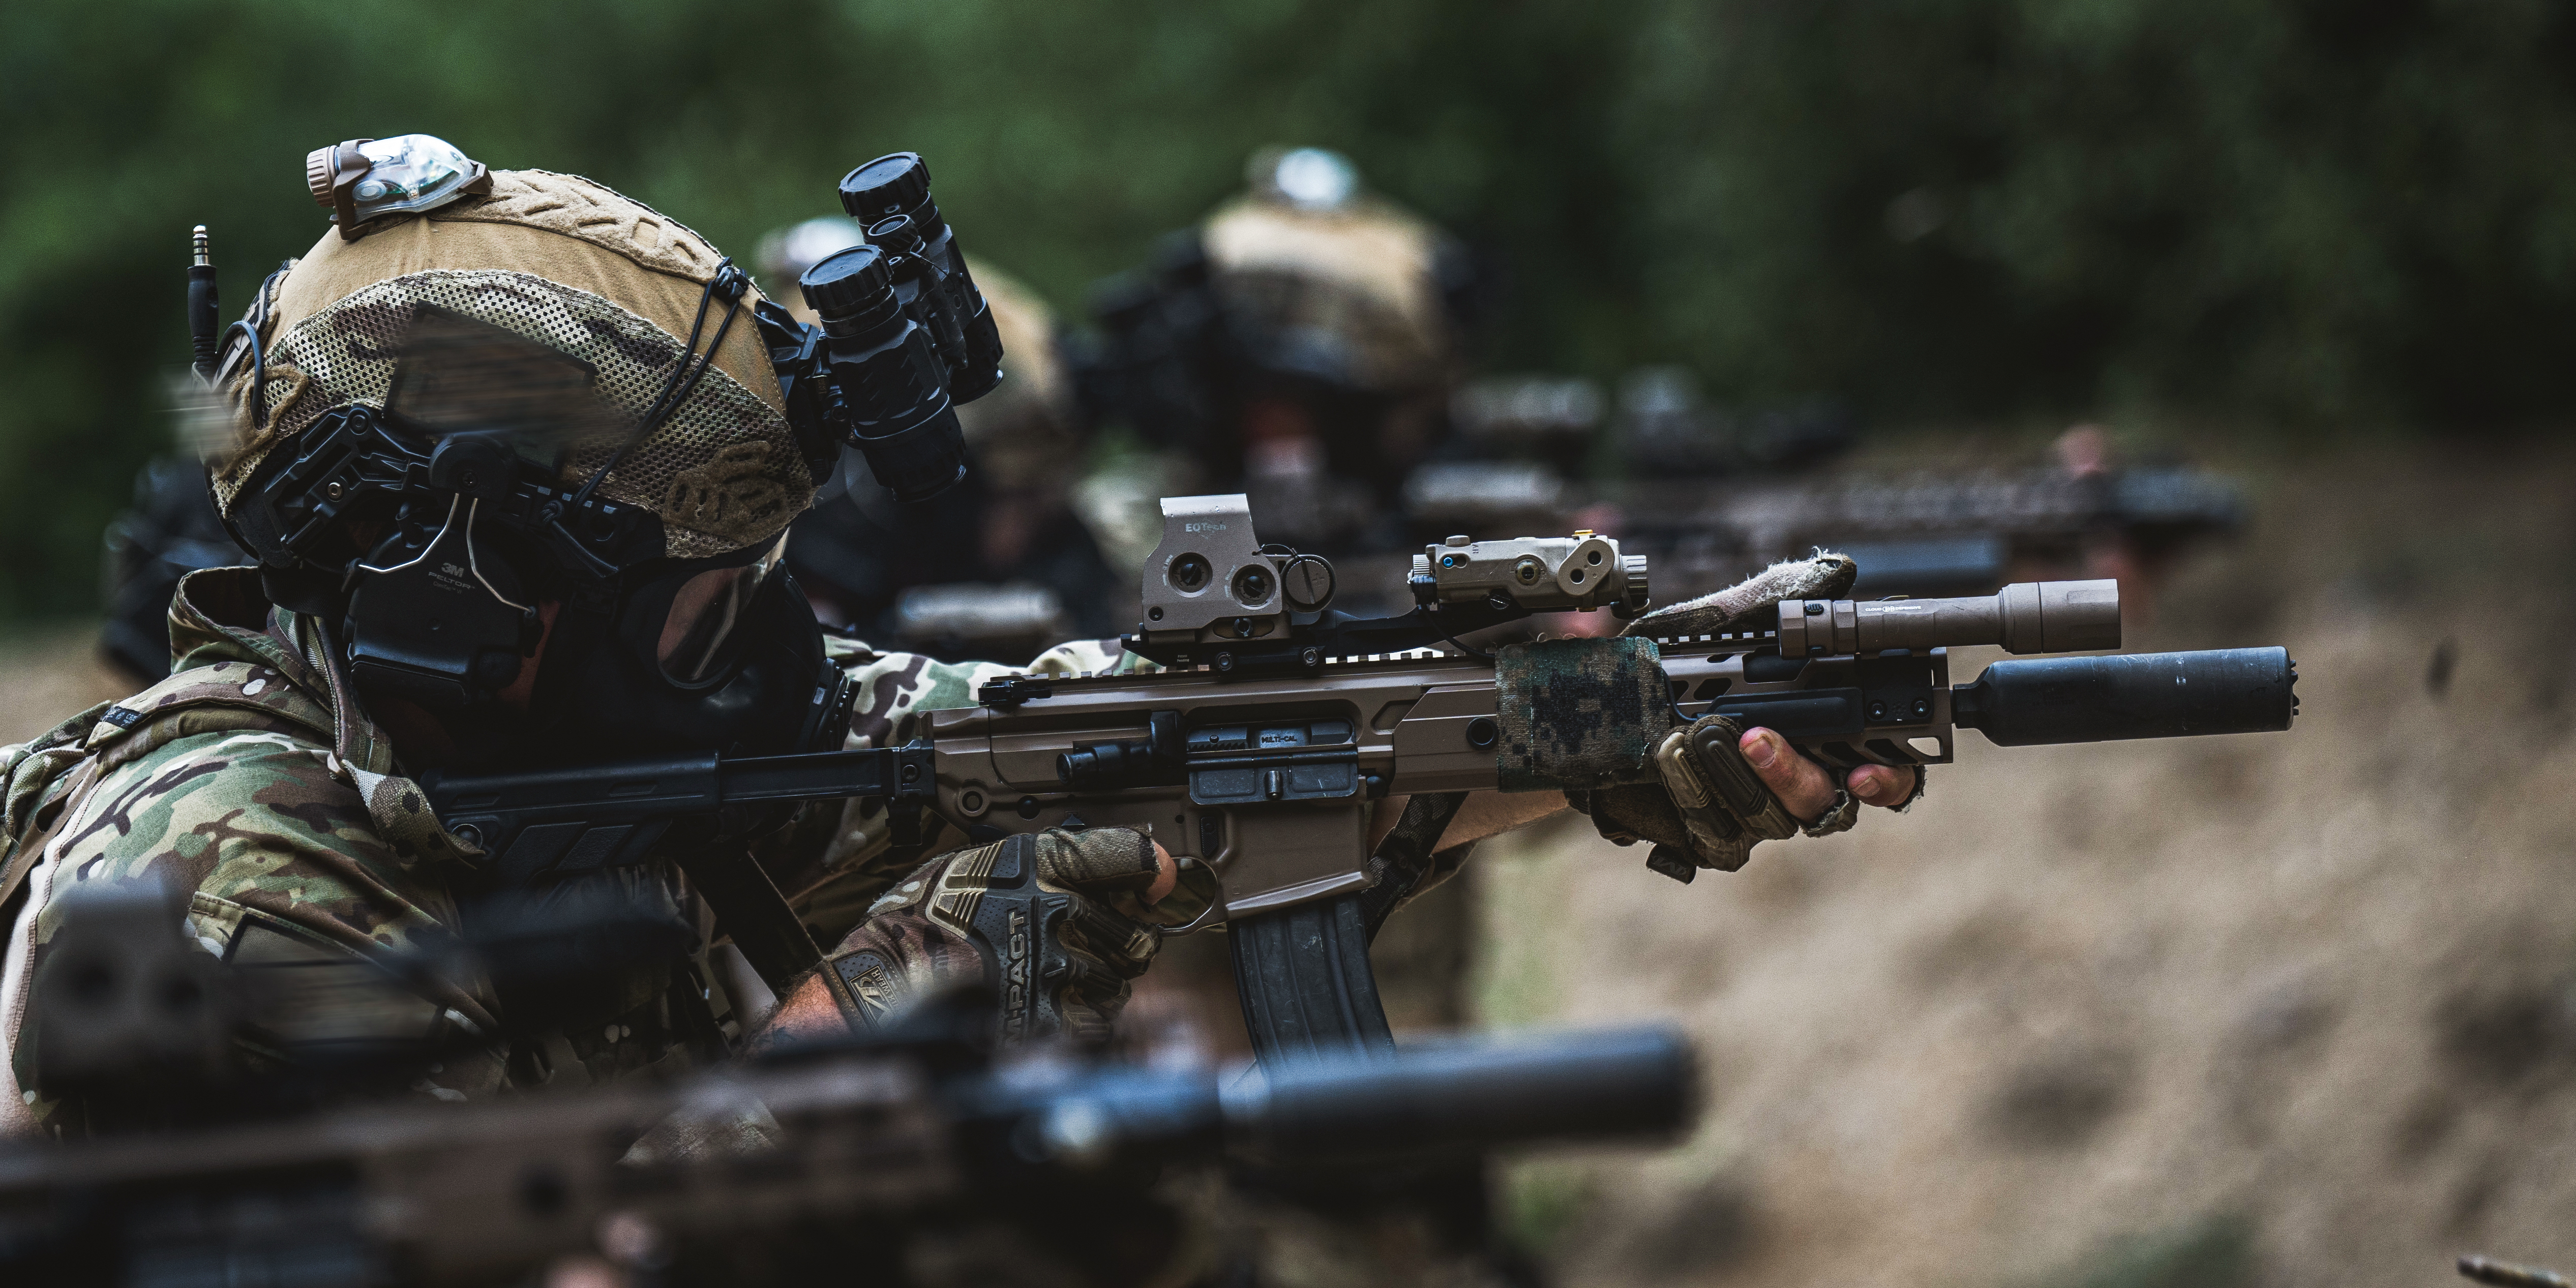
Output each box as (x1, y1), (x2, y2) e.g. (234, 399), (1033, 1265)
(1075, 147), (1535, 1285)
(97, 449), (241, 686)
(761, 216), (1121, 662)
(1074, 146), (1479, 584)
(97, 370), (256, 685)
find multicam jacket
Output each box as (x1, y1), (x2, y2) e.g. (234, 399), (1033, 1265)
(0, 568), (1127, 1134)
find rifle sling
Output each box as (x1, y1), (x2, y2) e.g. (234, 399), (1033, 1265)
(675, 848), (823, 998)
(1356, 791), (1469, 942)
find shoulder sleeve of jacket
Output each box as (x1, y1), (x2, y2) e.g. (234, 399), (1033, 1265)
(841, 651), (1019, 750)
(775, 651), (1028, 937)
(12, 729), (501, 1118)
(43, 729), (460, 954)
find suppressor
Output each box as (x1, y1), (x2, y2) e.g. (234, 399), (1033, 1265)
(1224, 1025), (1694, 1159)
(1952, 647), (2298, 744)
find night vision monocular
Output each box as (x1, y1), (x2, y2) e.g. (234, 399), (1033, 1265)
(761, 152), (1005, 504)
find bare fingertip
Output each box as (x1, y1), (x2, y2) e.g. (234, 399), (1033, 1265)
(1853, 766), (1907, 806)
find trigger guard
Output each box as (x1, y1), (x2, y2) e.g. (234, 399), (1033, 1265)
(1163, 897), (1229, 936)
(1154, 850), (1231, 935)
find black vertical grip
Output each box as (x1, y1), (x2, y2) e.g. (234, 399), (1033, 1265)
(1230, 895), (1396, 1064)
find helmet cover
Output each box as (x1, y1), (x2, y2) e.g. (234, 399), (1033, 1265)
(212, 169), (816, 560)
(1201, 153), (1458, 397)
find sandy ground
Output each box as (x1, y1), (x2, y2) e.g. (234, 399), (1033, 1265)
(0, 623), (136, 745)
(5, 437), (2568, 1286)
(1467, 437), (2576, 1287)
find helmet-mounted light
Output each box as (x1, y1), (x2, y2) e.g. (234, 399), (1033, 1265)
(306, 135), (493, 239)
(1253, 146), (1359, 212)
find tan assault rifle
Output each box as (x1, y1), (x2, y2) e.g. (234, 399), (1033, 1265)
(424, 495), (2297, 1061)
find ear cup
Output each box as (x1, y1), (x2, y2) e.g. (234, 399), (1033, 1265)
(344, 516), (534, 709)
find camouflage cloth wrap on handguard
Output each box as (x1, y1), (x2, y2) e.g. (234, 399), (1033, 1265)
(820, 827), (1164, 1044)
(1569, 552), (1921, 882)
(1491, 637), (1669, 793)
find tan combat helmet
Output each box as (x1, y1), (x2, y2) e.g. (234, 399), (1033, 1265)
(1200, 146), (1460, 400)
(212, 157), (816, 561)
(759, 215), (1077, 497)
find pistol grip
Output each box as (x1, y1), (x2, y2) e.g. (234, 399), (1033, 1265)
(888, 799), (925, 848)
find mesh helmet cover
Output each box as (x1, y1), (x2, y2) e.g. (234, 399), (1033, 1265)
(212, 170), (814, 559)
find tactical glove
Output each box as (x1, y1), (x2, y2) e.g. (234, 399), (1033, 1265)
(1574, 713), (1867, 881)
(1569, 552), (1907, 882)
(816, 827), (1164, 1044)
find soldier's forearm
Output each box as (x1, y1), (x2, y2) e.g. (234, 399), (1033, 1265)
(739, 970), (848, 1058)
(1367, 789), (1570, 854)
(1440, 790), (1569, 849)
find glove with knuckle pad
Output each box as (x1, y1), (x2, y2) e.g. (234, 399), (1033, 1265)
(1568, 550), (1894, 883)
(818, 826), (1162, 1044)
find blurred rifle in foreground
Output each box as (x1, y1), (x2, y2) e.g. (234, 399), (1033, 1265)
(419, 494), (2297, 1065)
(0, 879), (1693, 1286)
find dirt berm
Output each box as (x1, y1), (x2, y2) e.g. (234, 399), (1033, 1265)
(1471, 436), (2576, 1288)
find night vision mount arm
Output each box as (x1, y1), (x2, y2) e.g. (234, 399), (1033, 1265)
(756, 152), (1006, 505)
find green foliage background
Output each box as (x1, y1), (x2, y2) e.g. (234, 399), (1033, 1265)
(5, 0), (2574, 618)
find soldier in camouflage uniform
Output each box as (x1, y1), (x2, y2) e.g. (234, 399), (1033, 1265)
(0, 140), (1916, 1177)
(0, 145), (1183, 1136)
